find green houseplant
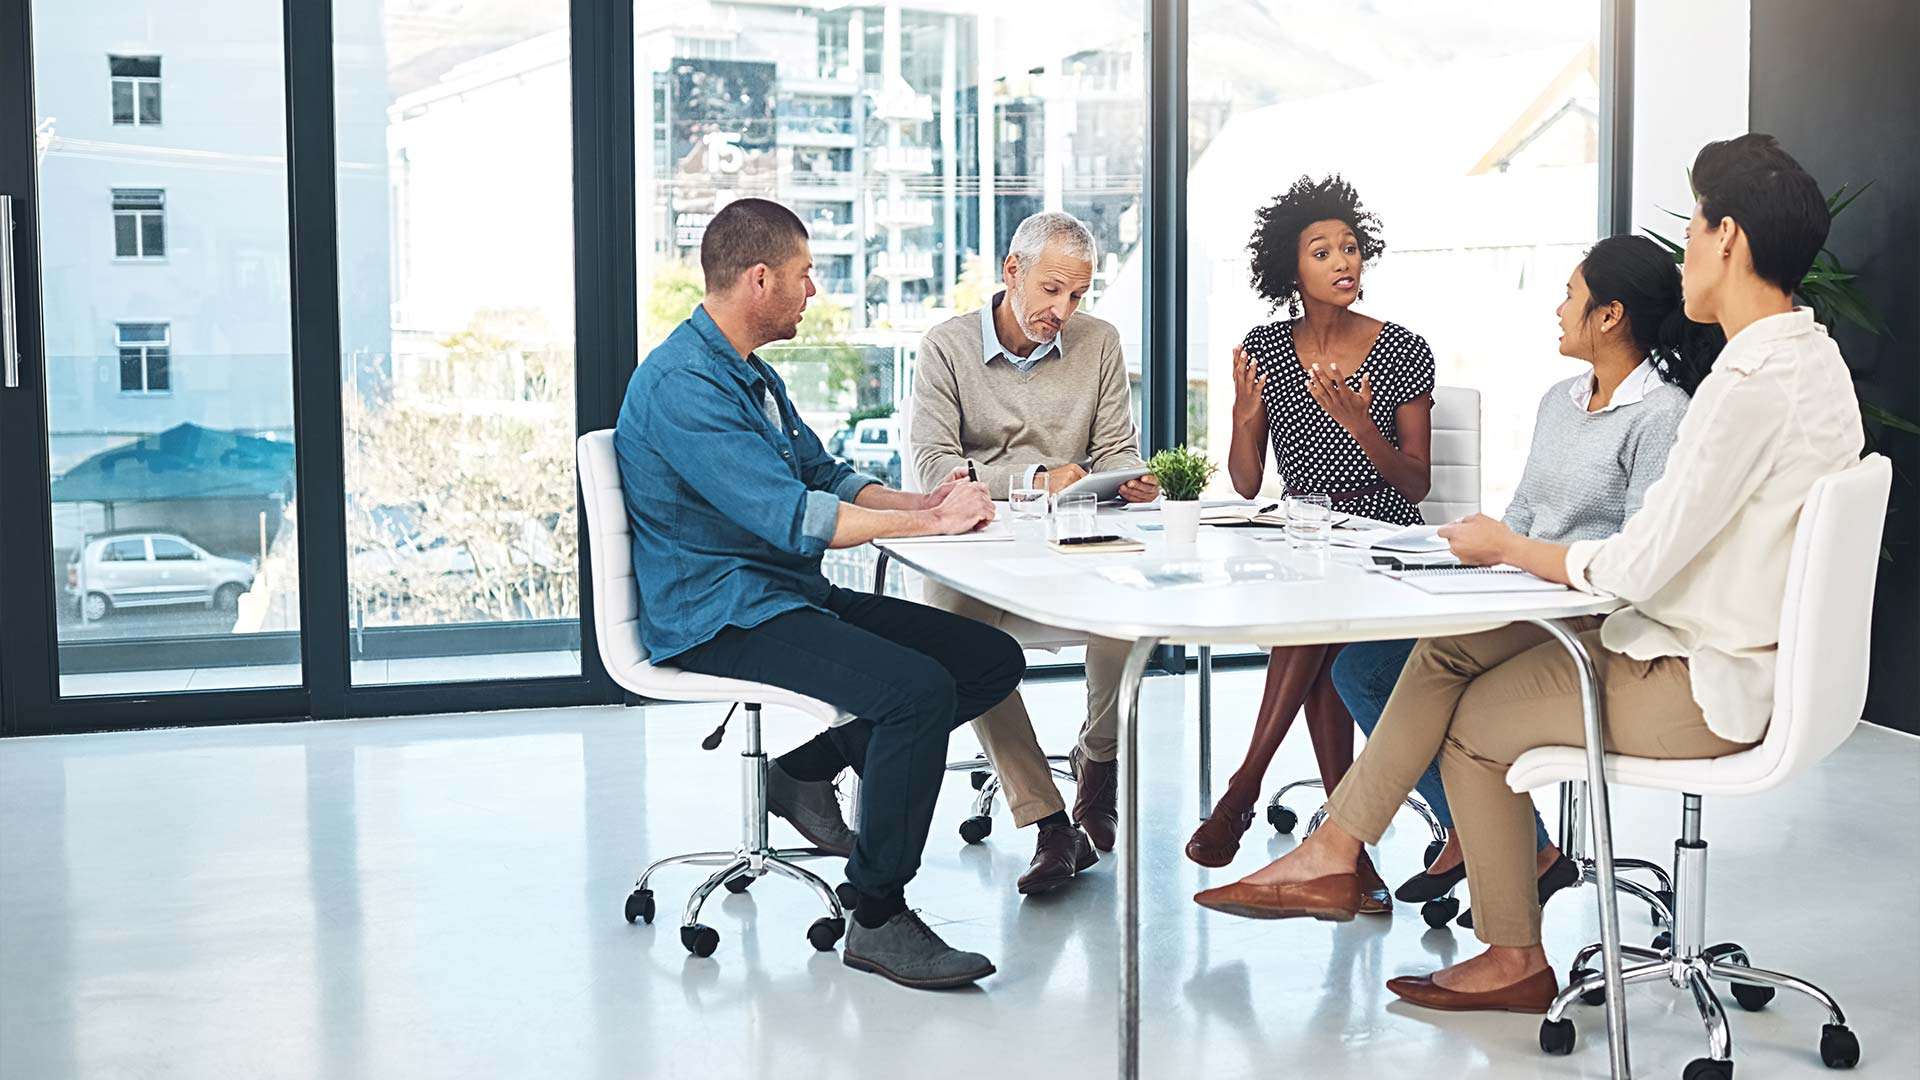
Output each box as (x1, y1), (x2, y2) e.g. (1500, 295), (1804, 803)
(1148, 446), (1218, 544)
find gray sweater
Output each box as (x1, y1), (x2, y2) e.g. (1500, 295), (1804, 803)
(911, 304), (1143, 498)
(1502, 371), (1690, 542)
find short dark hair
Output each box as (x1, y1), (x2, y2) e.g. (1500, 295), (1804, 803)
(1691, 134), (1829, 294)
(700, 198), (809, 291)
(1247, 175), (1384, 310)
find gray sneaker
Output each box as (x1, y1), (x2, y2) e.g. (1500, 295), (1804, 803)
(843, 909), (996, 990)
(767, 761), (857, 856)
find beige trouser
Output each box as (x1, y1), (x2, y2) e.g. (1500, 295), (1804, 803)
(1324, 617), (1754, 947)
(923, 580), (1128, 827)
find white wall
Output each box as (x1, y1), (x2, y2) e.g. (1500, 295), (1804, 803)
(1631, 0), (1751, 236)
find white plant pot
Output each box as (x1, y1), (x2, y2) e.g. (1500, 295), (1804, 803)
(1162, 500), (1202, 545)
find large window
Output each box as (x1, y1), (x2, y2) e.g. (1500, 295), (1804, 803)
(636, 2), (1149, 595)
(1183, 1), (1603, 518)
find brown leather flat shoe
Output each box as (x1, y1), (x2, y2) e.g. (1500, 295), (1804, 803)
(1355, 850), (1392, 915)
(1385, 967), (1559, 1014)
(1185, 802), (1256, 868)
(1193, 873), (1363, 921)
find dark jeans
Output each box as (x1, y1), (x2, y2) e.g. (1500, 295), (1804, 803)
(674, 586), (1026, 898)
(1332, 638), (1552, 852)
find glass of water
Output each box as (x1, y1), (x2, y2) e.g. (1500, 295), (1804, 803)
(1008, 486), (1049, 541)
(1285, 493), (1333, 547)
(1051, 492), (1099, 542)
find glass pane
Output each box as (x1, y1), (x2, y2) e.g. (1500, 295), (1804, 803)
(38, 12), (300, 696)
(141, 213), (165, 257)
(637, 4), (1148, 609)
(338, 2), (579, 686)
(113, 214), (137, 257)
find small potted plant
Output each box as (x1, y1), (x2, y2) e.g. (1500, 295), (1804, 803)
(1147, 446), (1217, 545)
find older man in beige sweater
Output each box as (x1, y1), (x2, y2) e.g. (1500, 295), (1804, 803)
(912, 211), (1158, 896)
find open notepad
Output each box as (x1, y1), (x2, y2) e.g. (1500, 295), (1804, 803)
(1387, 565), (1566, 594)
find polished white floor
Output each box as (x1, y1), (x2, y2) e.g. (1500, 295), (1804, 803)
(2, 670), (1916, 1080)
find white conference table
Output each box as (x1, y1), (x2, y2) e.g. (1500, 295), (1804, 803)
(874, 509), (1639, 1080)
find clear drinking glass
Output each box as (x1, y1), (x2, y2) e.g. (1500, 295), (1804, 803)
(1051, 492), (1099, 542)
(1008, 486), (1049, 541)
(1285, 493), (1333, 547)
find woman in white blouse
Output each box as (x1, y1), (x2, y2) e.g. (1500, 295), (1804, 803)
(1190, 134), (1866, 1016)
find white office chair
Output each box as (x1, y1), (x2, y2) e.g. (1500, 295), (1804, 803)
(578, 429), (850, 959)
(1261, 385), (1483, 866)
(1513, 454), (1888, 1077)
(881, 393), (1084, 842)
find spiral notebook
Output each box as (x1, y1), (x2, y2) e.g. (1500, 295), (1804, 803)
(1387, 565), (1566, 594)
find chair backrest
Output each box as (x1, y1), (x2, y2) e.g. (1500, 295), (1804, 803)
(1760, 452), (1892, 772)
(895, 393), (921, 493)
(1419, 385), (1481, 524)
(576, 430), (650, 678)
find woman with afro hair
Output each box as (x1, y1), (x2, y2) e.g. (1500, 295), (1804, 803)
(1184, 176), (1435, 900)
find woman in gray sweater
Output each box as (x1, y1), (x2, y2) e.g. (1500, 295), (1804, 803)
(1322, 234), (1723, 927)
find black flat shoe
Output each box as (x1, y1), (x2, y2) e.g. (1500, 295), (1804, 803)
(1458, 853), (1581, 930)
(1394, 859), (1468, 903)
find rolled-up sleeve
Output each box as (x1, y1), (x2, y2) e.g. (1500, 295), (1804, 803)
(651, 370), (836, 558)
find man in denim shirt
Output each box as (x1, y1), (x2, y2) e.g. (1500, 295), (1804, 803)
(616, 199), (1024, 989)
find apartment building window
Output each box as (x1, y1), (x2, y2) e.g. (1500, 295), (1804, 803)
(109, 55), (162, 126)
(116, 322), (171, 394)
(112, 188), (166, 259)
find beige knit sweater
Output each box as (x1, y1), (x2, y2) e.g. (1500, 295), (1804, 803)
(911, 304), (1144, 499)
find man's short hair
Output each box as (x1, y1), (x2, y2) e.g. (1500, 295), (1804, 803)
(1691, 134), (1830, 294)
(700, 198), (809, 291)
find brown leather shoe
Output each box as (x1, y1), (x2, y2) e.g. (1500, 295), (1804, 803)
(1017, 823), (1099, 895)
(1355, 850), (1392, 915)
(1385, 967), (1559, 1014)
(1070, 748), (1118, 853)
(1185, 801), (1255, 868)
(1192, 873), (1362, 921)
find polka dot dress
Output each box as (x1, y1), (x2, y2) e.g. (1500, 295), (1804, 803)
(1244, 319), (1436, 526)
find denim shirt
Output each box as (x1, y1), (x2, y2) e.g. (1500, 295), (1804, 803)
(615, 305), (879, 662)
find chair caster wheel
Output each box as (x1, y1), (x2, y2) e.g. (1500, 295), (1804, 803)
(1268, 805), (1297, 834)
(835, 882), (860, 911)
(1819, 1023), (1860, 1069)
(1730, 980), (1774, 1011)
(958, 815), (992, 844)
(1423, 839), (1446, 869)
(1539, 1018), (1575, 1056)
(625, 888), (655, 925)
(1420, 897), (1459, 929)
(1683, 1057), (1732, 1080)
(1568, 967), (1605, 1006)
(807, 916), (845, 952)
(1652, 930), (1672, 952)
(970, 770), (991, 791)
(1653, 888), (1675, 926)
(681, 924), (720, 958)
(724, 874), (753, 894)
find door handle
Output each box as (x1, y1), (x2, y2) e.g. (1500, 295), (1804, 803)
(2, 194), (18, 389)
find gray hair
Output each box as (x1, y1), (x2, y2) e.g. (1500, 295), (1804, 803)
(1007, 211), (1096, 273)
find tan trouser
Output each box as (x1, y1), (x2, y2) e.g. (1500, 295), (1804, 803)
(923, 580), (1127, 827)
(1324, 618), (1753, 947)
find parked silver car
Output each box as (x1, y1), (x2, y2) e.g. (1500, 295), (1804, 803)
(65, 533), (257, 620)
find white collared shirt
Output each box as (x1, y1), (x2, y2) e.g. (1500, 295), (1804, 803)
(1564, 309), (1865, 743)
(1568, 357), (1660, 413)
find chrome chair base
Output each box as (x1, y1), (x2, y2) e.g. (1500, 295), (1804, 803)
(1540, 795), (1861, 1076)
(622, 704), (847, 958)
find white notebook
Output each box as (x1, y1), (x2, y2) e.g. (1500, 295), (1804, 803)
(1390, 565), (1566, 594)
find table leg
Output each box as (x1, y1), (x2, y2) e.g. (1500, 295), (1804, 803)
(1532, 618), (1631, 1080)
(1116, 635), (1162, 1080)
(1197, 645), (1213, 821)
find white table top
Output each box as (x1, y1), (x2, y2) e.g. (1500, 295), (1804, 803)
(876, 509), (1620, 647)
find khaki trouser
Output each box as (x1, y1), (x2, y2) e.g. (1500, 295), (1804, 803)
(923, 580), (1128, 827)
(1324, 617), (1754, 947)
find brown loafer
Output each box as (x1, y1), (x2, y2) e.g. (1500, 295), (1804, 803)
(1193, 873), (1363, 922)
(1185, 802), (1256, 868)
(1070, 748), (1118, 852)
(1356, 851), (1392, 915)
(1385, 967), (1560, 1014)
